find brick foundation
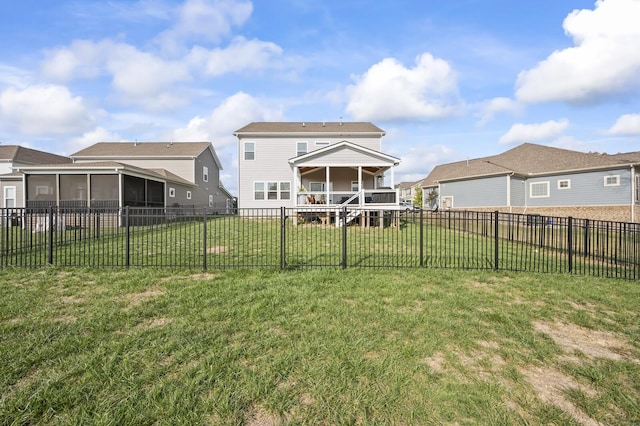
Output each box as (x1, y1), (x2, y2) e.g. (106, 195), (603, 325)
(452, 205), (638, 223)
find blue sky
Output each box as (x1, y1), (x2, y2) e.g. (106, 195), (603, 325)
(1, 0), (639, 194)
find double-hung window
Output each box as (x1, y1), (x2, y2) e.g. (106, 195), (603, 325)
(4, 186), (16, 208)
(244, 142), (255, 160)
(297, 141), (308, 157)
(203, 166), (209, 182)
(254, 181), (291, 200)
(254, 182), (265, 200)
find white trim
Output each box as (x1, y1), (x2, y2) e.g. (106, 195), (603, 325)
(296, 141), (308, 157)
(202, 166), (209, 182)
(244, 141), (255, 160)
(3, 186), (16, 208)
(604, 175), (620, 187)
(186, 191), (192, 200)
(557, 179), (571, 189)
(315, 140), (330, 146)
(530, 181), (550, 198)
(169, 187), (175, 197)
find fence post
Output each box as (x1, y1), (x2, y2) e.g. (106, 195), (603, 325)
(125, 206), (130, 268)
(280, 207), (286, 271)
(202, 208), (207, 272)
(341, 207), (347, 269)
(419, 208), (424, 267)
(494, 211), (499, 271)
(584, 218), (590, 258)
(48, 206), (54, 265)
(567, 216), (573, 274)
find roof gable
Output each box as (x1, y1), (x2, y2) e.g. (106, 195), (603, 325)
(0, 145), (70, 165)
(71, 142), (211, 159)
(289, 140), (400, 165)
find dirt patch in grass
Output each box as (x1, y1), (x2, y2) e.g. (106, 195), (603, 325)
(139, 317), (172, 328)
(522, 365), (600, 426)
(121, 288), (164, 310)
(423, 351), (447, 374)
(533, 320), (637, 362)
(207, 245), (226, 254)
(245, 404), (281, 426)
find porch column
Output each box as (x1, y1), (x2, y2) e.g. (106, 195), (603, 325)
(293, 166), (299, 206)
(325, 167), (330, 204)
(358, 166), (363, 206)
(389, 166), (395, 188)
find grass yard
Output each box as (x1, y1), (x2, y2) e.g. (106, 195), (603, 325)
(1, 267), (639, 424)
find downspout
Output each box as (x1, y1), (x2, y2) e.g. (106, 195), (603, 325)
(506, 173), (512, 213)
(631, 165), (636, 222)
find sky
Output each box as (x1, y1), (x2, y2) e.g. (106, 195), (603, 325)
(1, 0), (640, 194)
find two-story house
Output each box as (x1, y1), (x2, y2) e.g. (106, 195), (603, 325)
(234, 122), (401, 213)
(422, 143), (640, 222)
(16, 142), (233, 211)
(0, 145), (71, 209)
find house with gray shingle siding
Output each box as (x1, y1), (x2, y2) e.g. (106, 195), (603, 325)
(234, 122), (401, 211)
(14, 142), (232, 212)
(0, 145), (71, 209)
(422, 143), (640, 222)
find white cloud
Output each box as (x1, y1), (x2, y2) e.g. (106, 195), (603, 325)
(66, 127), (124, 154)
(476, 97), (522, 126)
(156, 0), (253, 54)
(395, 144), (455, 181)
(0, 84), (94, 135)
(345, 53), (460, 122)
(516, 0), (640, 104)
(42, 39), (106, 82)
(499, 119), (570, 145)
(188, 37), (282, 76)
(607, 113), (640, 135)
(0, 65), (32, 89)
(171, 91), (283, 146)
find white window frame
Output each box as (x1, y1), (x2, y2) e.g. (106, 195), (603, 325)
(4, 186), (16, 208)
(351, 181), (360, 192)
(604, 175), (620, 187)
(267, 181), (278, 200)
(169, 187), (175, 198)
(208, 195), (214, 207)
(279, 182), (291, 200)
(186, 191), (192, 200)
(315, 141), (330, 147)
(557, 179), (571, 189)
(203, 166), (209, 182)
(254, 182), (265, 200)
(530, 181), (550, 198)
(296, 141), (308, 157)
(244, 142), (255, 160)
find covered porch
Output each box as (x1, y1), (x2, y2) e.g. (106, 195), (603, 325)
(289, 141), (401, 209)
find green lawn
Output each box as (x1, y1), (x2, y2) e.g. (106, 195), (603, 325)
(1, 267), (639, 424)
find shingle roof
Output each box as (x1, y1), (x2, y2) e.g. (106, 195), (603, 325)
(422, 143), (640, 186)
(234, 122), (385, 135)
(15, 161), (195, 186)
(71, 142), (212, 158)
(0, 145), (70, 164)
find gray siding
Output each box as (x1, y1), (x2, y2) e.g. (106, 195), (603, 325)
(526, 168), (632, 207)
(0, 178), (24, 208)
(440, 176), (508, 208)
(510, 176), (526, 207)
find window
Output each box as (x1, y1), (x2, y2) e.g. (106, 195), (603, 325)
(309, 182), (325, 192)
(636, 175), (640, 202)
(203, 166), (209, 182)
(244, 142), (255, 160)
(315, 141), (330, 147)
(351, 181), (360, 192)
(254, 182), (265, 200)
(604, 175), (619, 186)
(530, 181), (550, 198)
(557, 179), (571, 189)
(4, 186), (16, 208)
(208, 195), (214, 207)
(280, 182), (290, 200)
(297, 141), (308, 156)
(267, 182), (278, 200)
(187, 191), (191, 200)
(253, 181), (291, 201)
(169, 187), (175, 197)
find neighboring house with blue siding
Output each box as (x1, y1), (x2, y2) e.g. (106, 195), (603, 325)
(421, 143), (640, 223)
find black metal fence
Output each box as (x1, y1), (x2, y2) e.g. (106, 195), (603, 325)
(1, 206), (638, 279)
